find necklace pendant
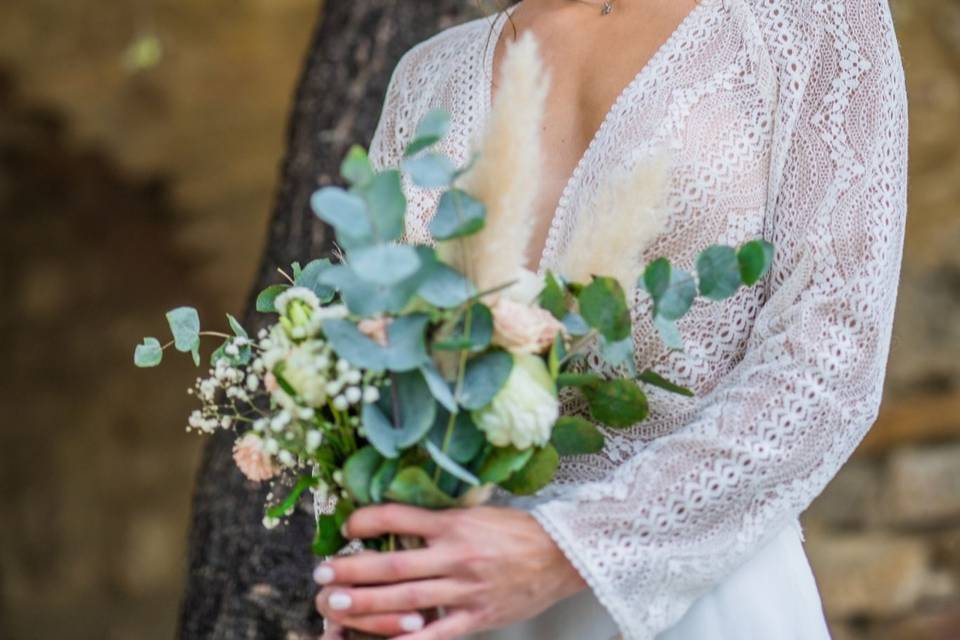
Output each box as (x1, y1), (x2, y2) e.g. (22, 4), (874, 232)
(601, 1), (614, 15)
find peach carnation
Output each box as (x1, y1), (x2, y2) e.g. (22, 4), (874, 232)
(358, 317), (390, 346)
(491, 297), (565, 355)
(233, 433), (278, 482)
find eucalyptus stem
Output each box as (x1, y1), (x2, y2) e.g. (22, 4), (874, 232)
(433, 304), (473, 483)
(560, 329), (599, 366)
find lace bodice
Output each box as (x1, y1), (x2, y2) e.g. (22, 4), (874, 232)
(367, 1), (908, 637)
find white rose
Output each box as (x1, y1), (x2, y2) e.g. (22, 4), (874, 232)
(471, 354), (559, 450)
(490, 297), (566, 355)
(503, 268), (546, 305)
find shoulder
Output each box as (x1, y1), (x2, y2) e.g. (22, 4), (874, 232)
(740, 0), (900, 53)
(389, 15), (492, 96)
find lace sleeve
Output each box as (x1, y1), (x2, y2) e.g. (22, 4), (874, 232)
(530, 2), (909, 638)
(368, 54), (409, 173)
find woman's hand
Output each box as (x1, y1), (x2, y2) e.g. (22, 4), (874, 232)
(314, 504), (586, 639)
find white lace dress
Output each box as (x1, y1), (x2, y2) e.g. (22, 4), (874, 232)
(365, 0), (908, 638)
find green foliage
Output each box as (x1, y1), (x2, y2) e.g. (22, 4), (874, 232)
(360, 170), (406, 242)
(311, 187), (371, 249)
(313, 498), (353, 556)
(600, 334), (636, 376)
(403, 152), (456, 188)
(134, 337), (163, 368)
(638, 369), (694, 397)
(340, 145), (374, 187)
(322, 314), (430, 372)
(265, 475), (318, 519)
(343, 446), (383, 504)
(561, 311), (590, 336)
(425, 440), (480, 486)
(737, 239), (775, 285)
(460, 350), (513, 410)
(370, 458), (400, 504)
(361, 370), (436, 458)
(404, 109), (450, 157)
(434, 302), (493, 352)
(419, 363), (457, 413)
(428, 411), (485, 464)
(226, 313), (247, 338)
(551, 416), (604, 456)
(350, 244), (422, 286)
(582, 379), (649, 427)
(501, 445), (559, 495)
(477, 446), (534, 484)
(384, 467), (455, 509)
(538, 271), (567, 319)
(578, 276), (631, 341)
(696, 245), (742, 301)
(417, 260), (476, 308)
(166, 307), (200, 353)
(429, 189), (487, 240)
(295, 259), (336, 303)
(256, 284), (289, 313)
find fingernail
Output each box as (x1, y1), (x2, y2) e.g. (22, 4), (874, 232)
(400, 614), (424, 632)
(313, 564), (335, 585)
(340, 523), (349, 538)
(329, 592), (352, 611)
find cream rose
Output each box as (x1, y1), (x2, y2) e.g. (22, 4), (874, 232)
(491, 297), (566, 355)
(471, 354), (559, 450)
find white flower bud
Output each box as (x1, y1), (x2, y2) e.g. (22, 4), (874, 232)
(362, 386), (380, 404)
(345, 386), (362, 404)
(332, 395), (348, 411)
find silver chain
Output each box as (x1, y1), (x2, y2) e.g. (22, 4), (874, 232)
(569, 0), (616, 16)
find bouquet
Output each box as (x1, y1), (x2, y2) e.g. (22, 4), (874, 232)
(135, 33), (772, 638)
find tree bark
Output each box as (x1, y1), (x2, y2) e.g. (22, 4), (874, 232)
(177, 2), (481, 638)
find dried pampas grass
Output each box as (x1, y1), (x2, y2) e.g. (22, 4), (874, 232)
(560, 150), (671, 291)
(439, 31), (550, 292)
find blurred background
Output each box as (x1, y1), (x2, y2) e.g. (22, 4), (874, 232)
(1, 0), (958, 639)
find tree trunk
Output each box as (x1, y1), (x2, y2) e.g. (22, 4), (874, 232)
(177, 2), (482, 638)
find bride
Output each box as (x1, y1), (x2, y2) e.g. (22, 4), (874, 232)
(313, 0), (908, 638)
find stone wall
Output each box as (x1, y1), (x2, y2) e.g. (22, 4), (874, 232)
(0, 0), (957, 638)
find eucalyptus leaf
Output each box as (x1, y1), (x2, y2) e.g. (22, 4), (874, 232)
(578, 276), (631, 341)
(361, 170), (406, 242)
(384, 467), (455, 509)
(361, 402), (400, 459)
(226, 313), (248, 338)
(425, 440), (480, 486)
(556, 372), (602, 388)
(561, 312), (590, 336)
(350, 244), (421, 286)
(318, 263), (421, 316)
(501, 444), (559, 495)
(134, 337), (163, 367)
(341, 145), (374, 187)
(256, 284), (289, 313)
(654, 315), (684, 350)
(737, 239), (775, 286)
(420, 363), (457, 413)
(404, 109), (450, 157)
(477, 446), (535, 484)
(370, 457), (400, 503)
(428, 189), (486, 240)
(310, 187), (371, 240)
(600, 334), (636, 376)
(696, 245), (742, 300)
(434, 302), (493, 352)
(393, 370), (437, 448)
(583, 379), (649, 427)
(460, 350), (513, 410)
(295, 259), (336, 303)
(166, 307), (200, 353)
(539, 271), (567, 319)
(428, 410), (485, 464)
(657, 267), (697, 321)
(343, 446), (384, 504)
(551, 416), (605, 456)
(322, 314), (430, 372)
(403, 152), (456, 188)
(313, 514), (347, 556)
(417, 261), (476, 308)
(642, 258), (671, 301)
(639, 369), (694, 397)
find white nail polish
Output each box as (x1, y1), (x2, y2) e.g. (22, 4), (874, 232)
(400, 614), (424, 632)
(313, 564), (335, 585)
(329, 592), (352, 611)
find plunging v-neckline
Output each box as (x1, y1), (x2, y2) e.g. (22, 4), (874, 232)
(481, 0), (713, 273)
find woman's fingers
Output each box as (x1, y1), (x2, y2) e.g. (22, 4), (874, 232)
(320, 620), (343, 640)
(390, 609), (475, 640)
(323, 611), (427, 637)
(315, 548), (457, 587)
(317, 580), (467, 618)
(344, 504), (450, 540)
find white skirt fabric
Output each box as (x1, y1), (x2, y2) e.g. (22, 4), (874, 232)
(469, 519), (832, 640)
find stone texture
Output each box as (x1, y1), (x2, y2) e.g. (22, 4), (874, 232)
(872, 606), (960, 640)
(879, 444), (960, 528)
(805, 532), (932, 619)
(803, 458), (883, 530)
